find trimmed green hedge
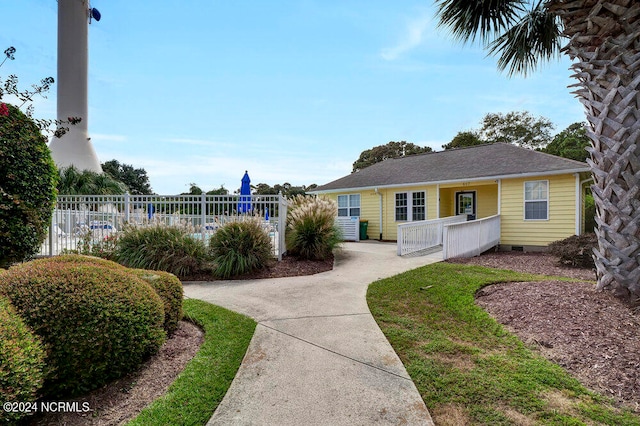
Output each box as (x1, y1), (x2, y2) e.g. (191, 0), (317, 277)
(0, 295), (46, 424)
(0, 257), (166, 397)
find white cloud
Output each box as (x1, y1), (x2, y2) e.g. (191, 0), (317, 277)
(380, 15), (432, 61)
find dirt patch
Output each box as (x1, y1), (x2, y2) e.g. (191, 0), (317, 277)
(452, 251), (640, 410)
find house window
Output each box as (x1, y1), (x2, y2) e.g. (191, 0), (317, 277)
(396, 191), (426, 221)
(524, 180), (548, 220)
(337, 194), (360, 217)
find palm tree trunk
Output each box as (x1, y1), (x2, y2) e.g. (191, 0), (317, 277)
(550, 0), (640, 301)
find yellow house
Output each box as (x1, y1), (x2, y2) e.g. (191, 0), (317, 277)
(312, 144), (591, 251)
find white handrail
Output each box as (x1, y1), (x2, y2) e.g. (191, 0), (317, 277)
(397, 215), (467, 256)
(442, 215), (500, 260)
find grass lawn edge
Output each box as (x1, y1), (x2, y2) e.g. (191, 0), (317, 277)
(127, 298), (256, 425)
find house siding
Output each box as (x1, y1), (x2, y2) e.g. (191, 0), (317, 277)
(321, 173), (578, 246)
(500, 174), (578, 246)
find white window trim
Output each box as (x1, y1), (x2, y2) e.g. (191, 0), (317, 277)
(523, 180), (549, 221)
(395, 190), (426, 222)
(337, 193), (361, 217)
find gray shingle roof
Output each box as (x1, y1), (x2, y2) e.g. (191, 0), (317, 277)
(314, 143), (590, 192)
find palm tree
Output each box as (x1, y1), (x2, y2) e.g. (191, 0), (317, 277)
(57, 166), (128, 195)
(434, 0), (639, 302)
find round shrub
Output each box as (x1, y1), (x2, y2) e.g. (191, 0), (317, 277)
(0, 104), (58, 268)
(0, 295), (46, 424)
(132, 269), (183, 336)
(0, 257), (166, 397)
(209, 218), (273, 279)
(286, 195), (342, 260)
(45, 255), (183, 336)
(114, 223), (210, 277)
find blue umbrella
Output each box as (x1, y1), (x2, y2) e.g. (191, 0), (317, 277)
(238, 171), (251, 213)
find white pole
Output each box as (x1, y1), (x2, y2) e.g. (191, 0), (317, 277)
(49, 0), (102, 173)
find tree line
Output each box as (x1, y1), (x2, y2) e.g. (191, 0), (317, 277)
(351, 111), (591, 173)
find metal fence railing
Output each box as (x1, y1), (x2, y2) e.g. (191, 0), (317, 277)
(40, 194), (288, 260)
(397, 215), (467, 256)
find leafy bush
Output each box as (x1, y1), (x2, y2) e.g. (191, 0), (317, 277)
(548, 233), (597, 269)
(46, 255), (183, 336)
(286, 195), (341, 260)
(0, 104), (58, 268)
(209, 218), (273, 279)
(0, 295), (46, 424)
(114, 222), (210, 277)
(0, 256), (166, 397)
(132, 269), (183, 336)
(64, 232), (118, 260)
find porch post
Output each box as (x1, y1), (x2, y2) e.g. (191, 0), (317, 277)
(497, 179), (501, 215)
(436, 184), (440, 219)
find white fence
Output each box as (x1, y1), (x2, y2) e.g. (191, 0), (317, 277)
(397, 215), (467, 256)
(335, 217), (360, 241)
(40, 194), (288, 260)
(442, 215), (501, 260)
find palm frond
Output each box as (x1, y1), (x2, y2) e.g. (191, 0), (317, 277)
(488, 1), (562, 76)
(436, 0), (528, 43)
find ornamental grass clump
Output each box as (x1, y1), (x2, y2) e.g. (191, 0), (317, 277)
(286, 195), (341, 260)
(114, 221), (210, 277)
(209, 217), (273, 279)
(0, 295), (46, 424)
(0, 257), (166, 398)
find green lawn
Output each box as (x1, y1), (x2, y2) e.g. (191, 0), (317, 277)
(367, 262), (640, 425)
(127, 298), (256, 426)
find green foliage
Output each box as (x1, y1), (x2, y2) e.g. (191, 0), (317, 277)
(57, 165), (128, 195)
(479, 111), (554, 149)
(0, 256), (165, 397)
(0, 295), (46, 424)
(0, 103), (58, 268)
(442, 130), (485, 150)
(548, 233), (597, 270)
(64, 232), (119, 260)
(368, 263), (638, 425)
(352, 141), (433, 172)
(132, 269), (184, 336)
(102, 159), (153, 195)
(114, 223), (210, 277)
(209, 218), (273, 279)
(584, 193), (596, 233)
(543, 122), (591, 162)
(286, 195), (341, 260)
(129, 299), (256, 426)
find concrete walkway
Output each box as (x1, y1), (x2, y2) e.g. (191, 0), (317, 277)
(183, 241), (441, 425)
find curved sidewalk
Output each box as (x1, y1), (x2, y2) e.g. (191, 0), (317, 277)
(183, 241), (441, 425)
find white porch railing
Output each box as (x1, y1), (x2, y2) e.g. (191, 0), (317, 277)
(397, 215), (467, 256)
(442, 215), (500, 260)
(335, 217), (360, 241)
(40, 194), (288, 260)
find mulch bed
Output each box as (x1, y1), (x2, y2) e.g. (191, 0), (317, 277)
(180, 254), (334, 281)
(450, 251), (640, 411)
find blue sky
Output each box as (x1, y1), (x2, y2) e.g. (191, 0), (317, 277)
(3, 1), (585, 194)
